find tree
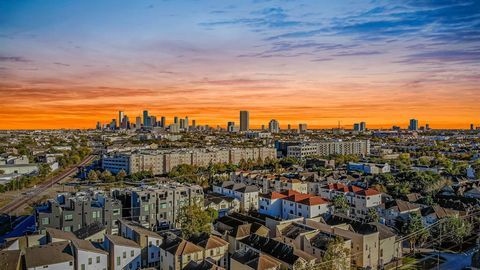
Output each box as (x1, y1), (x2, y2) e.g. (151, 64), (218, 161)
(116, 169), (127, 182)
(87, 170), (98, 181)
(318, 237), (351, 270)
(38, 163), (52, 177)
(177, 202), (213, 238)
(333, 195), (349, 215)
(101, 170), (115, 182)
(402, 212), (429, 253)
(0, 169), (5, 174)
(434, 216), (472, 245)
(366, 208), (380, 223)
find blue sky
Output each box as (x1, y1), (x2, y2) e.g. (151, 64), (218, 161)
(0, 0), (479, 128)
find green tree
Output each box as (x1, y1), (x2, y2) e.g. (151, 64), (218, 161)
(116, 169), (127, 182)
(318, 237), (351, 270)
(0, 169), (5, 174)
(435, 216), (472, 245)
(333, 195), (349, 215)
(366, 208), (380, 223)
(402, 212), (430, 253)
(177, 202), (213, 238)
(87, 170), (98, 181)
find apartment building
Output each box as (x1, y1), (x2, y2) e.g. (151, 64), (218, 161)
(102, 147), (276, 175)
(231, 171), (308, 194)
(286, 140), (370, 158)
(24, 241), (75, 270)
(348, 162), (391, 174)
(35, 190), (122, 234)
(112, 183), (204, 229)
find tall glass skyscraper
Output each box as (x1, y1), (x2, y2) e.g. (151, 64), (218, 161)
(240, 110), (249, 131)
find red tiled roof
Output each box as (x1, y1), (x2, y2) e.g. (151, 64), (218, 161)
(260, 192), (288, 200)
(356, 188), (381, 196)
(323, 183), (347, 190)
(298, 196), (329, 206)
(285, 193), (313, 203)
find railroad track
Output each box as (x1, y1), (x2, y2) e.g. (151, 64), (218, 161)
(0, 155), (96, 215)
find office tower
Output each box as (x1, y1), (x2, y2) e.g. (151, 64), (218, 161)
(261, 125), (265, 130)
(268, 119), (280, 133)
(122, 115), (130, 129)
(96, 121), (101, 130)
(227, 122), (235, 132)
(409, 119), (418, 131)
(299, 123), (308, 133)
(191, 120), (196, 130)
(169, 123), (179, 133)
(160, 116), (166, 128)
(185, 116), (189, 131)
(240, 110), (249, 131)
(360, 122), (366, 131)
(118, 111), (124, 128)
(287, 124), (291, 130)
(179, 119), (185, 129)
(426, 123), (430, 130)
(150, 116), (157, 127)
(471, 124), (475, 130)
(110, 119), (117, 130)
(174, 116), (178, 124)
(143, 110), (149, 127)
(135, 116), (142, 129)
(353, 123), (360, 131)
(392, 125), (400, 131)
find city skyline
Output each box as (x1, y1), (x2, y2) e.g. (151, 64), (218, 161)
(1, 0), (479, 129)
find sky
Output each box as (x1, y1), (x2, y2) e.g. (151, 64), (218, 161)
(0, 0), (479, 129)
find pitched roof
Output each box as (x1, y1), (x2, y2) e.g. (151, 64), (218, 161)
(160, 236), (203, 256)
(24, 241), (74, 268)
(183, 259), (226, 270)
(0, 250), (22, 270)
(72, 239), (108, 254)
(231, 250), (282, 270)
(259, 191), (287, 200)
(46, 227), (77, 241)
(188, 233), (229, 249)
(298, 196), (329, 206)
(105, 234), (140, 248)
(355, 188), (381, 196)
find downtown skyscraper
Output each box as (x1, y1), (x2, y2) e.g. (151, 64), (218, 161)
(240, 111), (249, 131)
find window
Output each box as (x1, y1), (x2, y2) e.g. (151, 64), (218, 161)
(117, 257), (121, 265)
(41, 217), (49, 225)
(88, 258), (92, 265)
(144, 205), (149, 211)
(131, 250), (134, 257)
(81, 265), (85, 270)
(123, 251), (126, 258)
(96, 256), (100, 263)
(64, 214), (73, 221)
(93, 212), (97, 219)
(63, 226), (71, 232)
(113, 209), (120, 215)
(151, 253), (154, 259)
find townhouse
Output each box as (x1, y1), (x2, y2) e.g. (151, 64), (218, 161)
(103, 234), (142, 270)
(259, 190), (330, 220)
(213, 181), (259, 211)
(319, 183), (382, 220)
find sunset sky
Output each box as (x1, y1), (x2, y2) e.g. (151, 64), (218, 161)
(1, 0), (479, 129)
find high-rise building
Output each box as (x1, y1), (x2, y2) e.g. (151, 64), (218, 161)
(160, 116), (166, 128)
(123, 115), (130, 129)
(135, 116), (142, 129)
(227, 122), (235, 132)
(426, 123), (430, 130)
(185, 116), (189, 131)
(269, 119), (280, 133)
(179, 119), (185, 129)
(360, 122), (366, 131)
(471, 124), (475, 130)
(118, 111), (124, 128)
(240, 111), (249, 131)
(409, 119), (418, 131)
(96, 121), (101, 130)
(110, 119), (117, 130)
(150, 116), (157, 127)
(143, 110), (149, 127)
(299, 123), (308, 133)
(174, 116), (178, 124)
(191, 120), (196, 130)
(353, 123), (360, 131)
